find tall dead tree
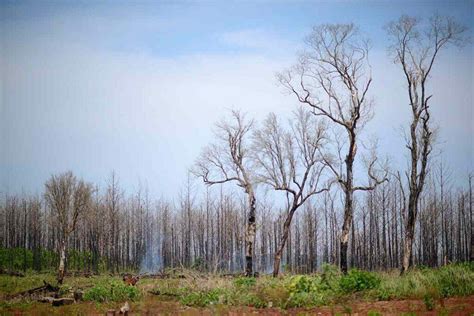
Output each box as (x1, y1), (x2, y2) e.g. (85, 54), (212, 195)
(253, 109), (331, 276)
(278, 24), (387, 273)
(105, 172), (122, 273)
(386, 14), (467, 273)
(470, 174), (473, 262)
(193, 110), (257, 276)
(45, 171), (92, 284)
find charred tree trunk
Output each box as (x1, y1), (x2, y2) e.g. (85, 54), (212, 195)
(245, 193), (256, 277)
(340, 136), (355, 274)
(273, 208), (297, 277)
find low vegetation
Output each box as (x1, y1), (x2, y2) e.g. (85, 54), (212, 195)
(146, 263), (474, 309)
(83, 280), (141, 302)
(0, 263), (473, 313)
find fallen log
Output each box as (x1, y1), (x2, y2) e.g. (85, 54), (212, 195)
(38, 296), (55, 303)
(0, 268), (25, 277)
(11, 280), (59, 299)
(51, 297), (74, 306)
(148, 289), (179, 297)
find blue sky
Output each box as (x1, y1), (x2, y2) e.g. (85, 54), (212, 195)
(1, 1), (473, 197)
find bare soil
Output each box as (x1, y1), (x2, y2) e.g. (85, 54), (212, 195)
(2, 295), (474, 315)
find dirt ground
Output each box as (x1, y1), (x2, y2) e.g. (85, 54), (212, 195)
(2, 295), (474, 316)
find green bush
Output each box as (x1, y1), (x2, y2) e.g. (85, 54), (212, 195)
(423, 293), (435, 311)
(287, 275), (318, 293)
(320, 264), (341, 291)
(83, 280), (140, 302)
(436, 263), (474, 297)
(0, 247), (104, 272)
(340, 269), (380, 293)
(284, 274), (335, 307)
(180, 289), (222, 307)
(234, 277), (256, 288)
(372, 263), (474, 300)
(238, 292), (267, 308)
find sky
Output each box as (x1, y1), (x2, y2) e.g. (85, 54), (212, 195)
(1, 0), (473, 198)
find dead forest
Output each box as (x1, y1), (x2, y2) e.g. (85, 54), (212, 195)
(0, 164), (472, 275)
(0, 15), (472, 280)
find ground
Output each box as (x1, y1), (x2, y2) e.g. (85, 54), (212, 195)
(1, 295), (474, 315)
(0, 265), (473, 315)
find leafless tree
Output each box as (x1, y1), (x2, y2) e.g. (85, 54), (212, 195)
(386, 14), (468, 273)
(278, 24), (387, 273)
(253, 109), (332, 276)
(469, 173), (473, 262)
(193, 110), (257, 276)
(44, 171), (92, 284)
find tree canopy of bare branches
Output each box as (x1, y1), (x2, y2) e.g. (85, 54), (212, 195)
(278, 23), (387, 273)
(386, 14), (468, 274)
(45, 171), (93, 284)
(253, 109), (332, 276)
(193, 110), (257, 276)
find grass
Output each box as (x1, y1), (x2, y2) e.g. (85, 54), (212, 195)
(83, 280), (141, 302)
(370, 262), (474, 300)
(0, 262), (472, 311)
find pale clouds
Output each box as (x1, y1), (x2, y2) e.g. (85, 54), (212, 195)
(218, 29), (298, 53)
(1, 34), (296, 196)
(1, 4), (472, 198)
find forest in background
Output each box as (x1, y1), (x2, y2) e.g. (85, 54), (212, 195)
(0, 161), (471, 275)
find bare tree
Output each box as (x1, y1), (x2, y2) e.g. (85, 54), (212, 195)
(193, 110), (257, 276)
(278, 24), (387, 273)
(253, 109), (331, 276)
(469, 173), (473, 262)
(386, 14), (468, 273)
(44, 171), (92, 284)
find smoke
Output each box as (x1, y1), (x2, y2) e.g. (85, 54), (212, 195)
(139, 239), (163, 274)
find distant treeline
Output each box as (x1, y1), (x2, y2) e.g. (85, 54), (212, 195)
(1, 15), (472, 278)
(0, 166), (471, 274)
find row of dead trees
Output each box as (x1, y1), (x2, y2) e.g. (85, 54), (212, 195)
(0, 15), (471, 280)
(0, 163), (472, 277)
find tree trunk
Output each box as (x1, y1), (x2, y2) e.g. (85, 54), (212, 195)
(340, 145), (354, 274)
(273, 208), (296, 277)
(244, 194), (256, 277)
(57, 239), (67, 284)
(401, 194), (417, 274)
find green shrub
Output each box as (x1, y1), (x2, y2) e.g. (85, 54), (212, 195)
(284, 275), (334, 307)
(320, 264), (341, 291)
(0, 247), (104, 272)
(180, 289), (222, 307)
(287, 275), (317, 293)
(238, 292), (266, 308)
(423, 293), (435, 311)
(256, 279), (289, 308)
(372, 263), (474, 301)
(234, 277), (256, 288)
(84, 280), (140, 302)
(285, 291), (313, 308)
(436, 263), (474, 297)
(340, 269), (380, 293)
